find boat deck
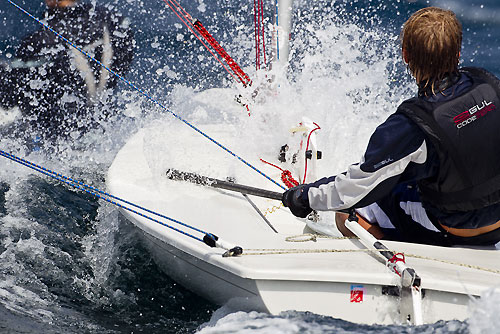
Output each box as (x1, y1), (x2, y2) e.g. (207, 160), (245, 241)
(107, 127), (500, 298)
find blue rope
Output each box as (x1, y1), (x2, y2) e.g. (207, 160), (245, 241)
(0, 149), (206, 234)
(0, 149), (207, 243)
(6, 0), (287, 191)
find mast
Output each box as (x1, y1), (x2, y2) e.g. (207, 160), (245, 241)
(273, 0), (293, 68)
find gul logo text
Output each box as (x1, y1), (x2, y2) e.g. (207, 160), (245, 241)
(453, 100), (496, 129)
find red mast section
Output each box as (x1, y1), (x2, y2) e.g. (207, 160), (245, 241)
(193, 20), (252, 87)
(163, 0), (252, 88)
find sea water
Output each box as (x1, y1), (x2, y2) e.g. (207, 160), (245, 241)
(0, 0), (499, 333)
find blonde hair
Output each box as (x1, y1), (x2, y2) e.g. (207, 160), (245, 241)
(401, 7), (462, 91)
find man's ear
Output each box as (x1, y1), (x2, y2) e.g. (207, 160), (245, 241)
(402, 48), (409, 64)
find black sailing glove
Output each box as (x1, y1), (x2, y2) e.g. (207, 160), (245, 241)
(282, 185), (313, 218)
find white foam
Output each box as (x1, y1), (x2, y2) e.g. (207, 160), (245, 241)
(468, 288), (500, 334)
(197, 311), (302, 334)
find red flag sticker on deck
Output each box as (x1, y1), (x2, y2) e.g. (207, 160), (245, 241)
(350, 285), (365, 303)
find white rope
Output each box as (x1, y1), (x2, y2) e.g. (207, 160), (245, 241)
(241, 233), (500, 275)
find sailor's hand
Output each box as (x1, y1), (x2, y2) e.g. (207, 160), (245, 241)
(282, 185), (312, 218)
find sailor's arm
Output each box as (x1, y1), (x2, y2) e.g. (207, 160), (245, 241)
(283, 113), (437, 215)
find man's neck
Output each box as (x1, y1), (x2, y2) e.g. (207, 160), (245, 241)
(46, 0), (77, 9)
(418, 72), (461, 98)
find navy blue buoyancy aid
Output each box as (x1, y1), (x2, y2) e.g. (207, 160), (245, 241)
(397, 67), (500, 213)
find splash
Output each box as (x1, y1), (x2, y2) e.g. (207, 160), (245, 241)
(0, 0), (493, 332)
(196, 309), (468, 334)
(140, 1), (412, 190)
(468, 288), (500, 334)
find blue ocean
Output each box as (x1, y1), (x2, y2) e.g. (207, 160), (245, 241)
(0, 0), (499, 333)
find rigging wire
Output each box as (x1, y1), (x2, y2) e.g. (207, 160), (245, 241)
(162, 0), (252, 87)
(5, 0), (286, 191)
(253, 0), (259, 69)
(0, 149), (205, 237)
(161, 0), (240, 85)
(193, 20), (252, 87)
(259, 0), (266, 65)
(254, 0), (267, 70)
(0, 149), (241, 253)
(275, 0), (280, 61)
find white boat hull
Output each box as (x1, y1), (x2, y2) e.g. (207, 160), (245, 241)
(133, 221), (473, 324)
(107, 126), (500, 325)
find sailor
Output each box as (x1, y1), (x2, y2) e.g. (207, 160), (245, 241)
(282, 7), (500, 246)
(0, 0), (134, 139)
